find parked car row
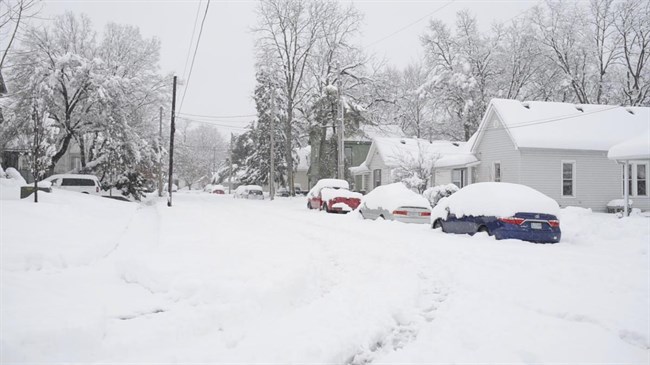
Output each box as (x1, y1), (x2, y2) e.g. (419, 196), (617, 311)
(306, 178), (561, 244)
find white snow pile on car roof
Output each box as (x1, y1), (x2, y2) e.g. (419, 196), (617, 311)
(314, 179), (349, 190)
(360, 182), (430, 212)
(321, 187), (362, 201)
(432, 182), (560, 220)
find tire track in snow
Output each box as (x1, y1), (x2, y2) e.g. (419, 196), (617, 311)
(252, 200), (457, 364)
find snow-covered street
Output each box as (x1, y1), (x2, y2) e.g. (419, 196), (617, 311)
(1, 191), (649, 363)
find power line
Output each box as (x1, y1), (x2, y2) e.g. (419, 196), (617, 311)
(492, 105), (622, 132)
(178, 0), (211, 115)
(177, 112), (257, 119)
(177, 116), (249, 130)
(367, 0), (456, 47)
(181, 0), (203, 82)
(177, 116), (253, 125)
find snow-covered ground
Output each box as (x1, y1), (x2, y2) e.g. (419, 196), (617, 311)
(1, 190), (649, 363)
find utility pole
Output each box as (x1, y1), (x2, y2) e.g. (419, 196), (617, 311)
(167, 76), (177, 207)
(228, 132), (233, 194)
(32, 104), (39, 203)
(212, 146), (216, 177)
(158, 106), (163, 197)
(269, 88), (275, 201)
(337, 77), (345, 180)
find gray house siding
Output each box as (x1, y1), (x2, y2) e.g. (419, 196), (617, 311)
(517, 148), (649, 212)
(366, 150), (392, 190)
(474, 112), (521, 184)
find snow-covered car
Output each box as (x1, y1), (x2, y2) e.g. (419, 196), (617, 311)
(233, 185), (264, 200)
(42, 174), (101, 195)
(294, 184), (307, 196)
(164, 183), (178, 192)
(307, 178), (361, 213)
(204, 184), (225, 194)
(431, 182), (561, 243)
(358, 183), (431, 223)
(276, 187), (290, 197)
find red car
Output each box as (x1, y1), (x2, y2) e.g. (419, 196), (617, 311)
(204, 184), (225, 194)
(307, 179), (362, 213)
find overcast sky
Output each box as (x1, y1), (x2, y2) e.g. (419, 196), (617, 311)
(39, 0), (537, 137)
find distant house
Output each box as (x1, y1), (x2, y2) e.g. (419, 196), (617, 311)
(437, 99), (650, 212)
(350, 137), (465, 192)
(305, 124), (406, 190)
(294, 146), (310, 190)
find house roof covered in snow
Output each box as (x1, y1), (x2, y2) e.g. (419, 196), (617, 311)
(345, 124), (405, 142)
(472, 99), (650, 152)
(608, 129), (650, 161)
(351, 137), (466, 173)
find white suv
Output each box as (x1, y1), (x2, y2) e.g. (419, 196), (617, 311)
(44, 174), (102, 195)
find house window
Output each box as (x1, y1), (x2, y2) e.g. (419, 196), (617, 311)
(493, 162), (501, 182)
(622, 163), (648, 196)
(373, 169), (381, 188)
(452, 168), (466, 188)
(638, 164), (647, 196)
(562, 161), (575, 197)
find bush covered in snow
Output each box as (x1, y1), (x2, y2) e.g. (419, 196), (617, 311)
(3, 167), (27, 185)
(423, 183), (459, 206)
(106, 171), (147, 201)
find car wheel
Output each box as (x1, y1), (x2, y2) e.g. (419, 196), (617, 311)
(307, 201), (311, 209)
(377, 214), (385, 220)
(432, 219), (443, 230)
(477, 225), (490, 235)
(82, 192), (89, 194)
(322, 203), (329, 213)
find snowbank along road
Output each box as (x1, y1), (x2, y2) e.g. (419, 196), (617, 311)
(1, 190), (649, 363)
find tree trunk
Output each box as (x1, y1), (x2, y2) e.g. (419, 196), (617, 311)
(286, 103), (294, 196)
(78, 135), (87, 170)
(49, 133), (73, 172)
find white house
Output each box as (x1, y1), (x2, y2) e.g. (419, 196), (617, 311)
(350, 137), (466, 192)
(437, 99), (650, 212)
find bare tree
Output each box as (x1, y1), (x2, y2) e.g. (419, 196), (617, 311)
(255, 0), (324, 195)
(0, 0), (40, 70)
(175, 122), (227, 190)
(615, 0), (650, 106)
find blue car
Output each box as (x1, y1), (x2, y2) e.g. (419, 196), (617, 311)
(431, 182), (562, 244)
(432, 212), (561, 243)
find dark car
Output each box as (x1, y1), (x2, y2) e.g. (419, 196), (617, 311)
(431, 182), (561, 244)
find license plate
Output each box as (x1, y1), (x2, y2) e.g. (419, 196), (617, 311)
(531, 222), (542, 229)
